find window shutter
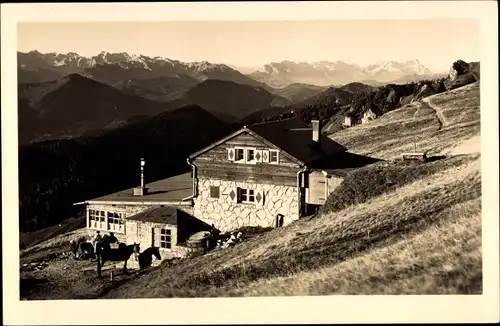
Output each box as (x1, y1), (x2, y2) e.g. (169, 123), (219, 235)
(262, 150), (269, 163)
(227, 148), (235, 161)
(255, 150), (263, 163)
(236, 187), (242, 203)
(153, 227), (161, 247)
(229, 187), (238, 203)
(255, 190), (265, 207)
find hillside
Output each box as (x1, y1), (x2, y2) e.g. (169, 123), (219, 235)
(270, 83), (327, 104)
(331, 82), (480, 159)
(240, 80), (427, 130)
(18, 105), (235, 233)
(19, 81), (481, 298)
(173, 79), (291, 122)
(18, 74), (184, 145)
(239, 85), (360, 126)
(113, 74), (200, 102)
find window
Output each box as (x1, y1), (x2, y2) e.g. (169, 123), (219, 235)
(107, 212), (124, 233)
(210, 186), (220, 198)
(246, 149), (255, 162)
(160, 228), (172, 249)
(107, 212), (123, 225)
(89, 209), (105, 229)
(89, 209), (97, 222)
(238, 188), (255, 203)
(235, 147), (245, 162)
(269, 150), (279, 164)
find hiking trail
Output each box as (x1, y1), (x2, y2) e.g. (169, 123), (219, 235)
(422, 96), (450, 129)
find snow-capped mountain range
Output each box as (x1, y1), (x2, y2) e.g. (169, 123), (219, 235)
(17, 50), (442, 88)
(19, 50), (234, 73)
(18, 50), (266, 88)
(248, 59), (441, 88)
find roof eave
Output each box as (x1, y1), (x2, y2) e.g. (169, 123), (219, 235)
(188, 127), (247, 160)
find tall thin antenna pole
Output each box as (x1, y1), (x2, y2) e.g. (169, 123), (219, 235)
(140, 158), (145, 188)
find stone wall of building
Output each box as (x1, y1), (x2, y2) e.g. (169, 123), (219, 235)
(193, 178), (299, 232)
(124, 220), (187, 258)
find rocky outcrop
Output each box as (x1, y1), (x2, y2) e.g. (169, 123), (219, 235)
(445, 60), (480, 91)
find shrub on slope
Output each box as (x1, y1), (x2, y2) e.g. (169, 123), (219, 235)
(322, 155), (476, 214)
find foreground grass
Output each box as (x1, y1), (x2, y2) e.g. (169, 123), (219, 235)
(228, 198), (481, 296)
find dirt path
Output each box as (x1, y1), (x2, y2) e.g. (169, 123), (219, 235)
(422, 96), (450, 129)
(444, 135), (481, 156)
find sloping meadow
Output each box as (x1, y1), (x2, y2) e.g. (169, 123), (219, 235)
(330, 82), (480, 160)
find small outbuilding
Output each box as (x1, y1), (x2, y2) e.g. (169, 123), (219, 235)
(125, 206), (213, 259)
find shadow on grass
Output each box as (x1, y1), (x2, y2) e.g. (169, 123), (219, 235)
(321, 154), (475, 215)
(20, 278), (49, 299)
(426, 155), (447, 162)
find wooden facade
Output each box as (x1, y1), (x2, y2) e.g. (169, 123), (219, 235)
(305, 170), (343, 205)
(193, 131), (302, 187)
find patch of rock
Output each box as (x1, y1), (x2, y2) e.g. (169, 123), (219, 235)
(21, 251), (73, 271)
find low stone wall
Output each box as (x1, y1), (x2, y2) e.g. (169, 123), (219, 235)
(193, 178), (299, 232)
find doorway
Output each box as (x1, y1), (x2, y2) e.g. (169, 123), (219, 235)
(275, 214), (284, 228)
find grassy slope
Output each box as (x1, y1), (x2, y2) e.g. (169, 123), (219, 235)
(329, 82), (480, 160)
(20, 81), (481, 298)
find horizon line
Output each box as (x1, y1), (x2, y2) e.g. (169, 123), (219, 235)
(17, 48), (458, 72)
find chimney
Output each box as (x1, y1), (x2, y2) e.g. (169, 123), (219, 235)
(133, 157), (149, 196)
(311, 120), (321, 144)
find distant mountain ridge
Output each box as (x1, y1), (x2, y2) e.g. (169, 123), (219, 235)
(17, 50), (272, 91)
(18, 51), (445, 90)
(248, 59), (443, 88)
(18, 73), (289, 145)
(18, 73), (184, 145)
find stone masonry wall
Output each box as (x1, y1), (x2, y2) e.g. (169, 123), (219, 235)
(193, 178), (299, 232)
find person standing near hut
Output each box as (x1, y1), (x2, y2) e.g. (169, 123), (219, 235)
(108, 232), (118, 244)
(92, 231), (102, 252)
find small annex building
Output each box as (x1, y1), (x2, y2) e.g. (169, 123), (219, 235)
(81, 171), (209, 257)
(125, 206), (212, 258)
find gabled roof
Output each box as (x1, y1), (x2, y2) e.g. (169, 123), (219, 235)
(189, 117), (347, 166)
(127, 206), (179, 225)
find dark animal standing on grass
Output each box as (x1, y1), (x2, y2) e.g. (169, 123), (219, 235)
(78, 242), (95, 260)
(95, 241), (140, 277)
(138, 247), (162, 269)
(69, 236), (94, 260)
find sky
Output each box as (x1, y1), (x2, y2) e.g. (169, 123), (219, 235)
(17, 20), (480, 72)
